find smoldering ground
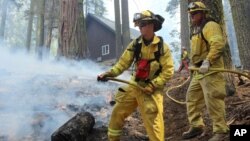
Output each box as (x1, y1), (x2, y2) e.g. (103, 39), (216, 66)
(0, 46), (123, 141)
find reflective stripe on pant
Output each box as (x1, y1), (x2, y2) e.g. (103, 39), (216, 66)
(108, 128), (122, 141)
(186, 72), (229, 133)
(108, 85), (164, 141)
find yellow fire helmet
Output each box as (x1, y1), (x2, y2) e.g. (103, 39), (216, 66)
(133, 10), (165, 32)
(187, 2), (209, 13)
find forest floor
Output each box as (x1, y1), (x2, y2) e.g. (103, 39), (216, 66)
(86, 71), (250, 141)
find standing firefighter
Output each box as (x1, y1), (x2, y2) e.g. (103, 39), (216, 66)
(177, 47), (189, 73)
(98, 10), (174, 141)
(182, 2), (229, 141)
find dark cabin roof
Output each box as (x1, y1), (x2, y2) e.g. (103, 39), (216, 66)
(87, 14), (140, 39)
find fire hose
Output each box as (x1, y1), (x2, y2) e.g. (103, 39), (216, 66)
(189, 67), (250, 80)
(105, 68), (250, 125)
(165, 76), (190, 105)
(166, 67), (250, 105)
(167, 67), (250, 125)
(104, 77), (161, 111)
(105, 67), (250, 105)
(105, 77), (187, 105)
(105, 77), (145, 91)
(104, 77), (144, 106)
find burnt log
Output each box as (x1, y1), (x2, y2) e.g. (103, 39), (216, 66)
(51, 112), (95, 141)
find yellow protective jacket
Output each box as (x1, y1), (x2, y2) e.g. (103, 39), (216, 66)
(109, 35), (174, 89)
(190, 21), (225, 76)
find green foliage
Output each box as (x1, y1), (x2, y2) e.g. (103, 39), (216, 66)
(3, 0), (28, 47)
(169, 29), (180, 38)
(85, 0), (107, 17)
(165, 0), (179, 18)
(170, 41), (180, 51)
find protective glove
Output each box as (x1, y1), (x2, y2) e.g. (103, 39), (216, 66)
(97, 71), (114, 82)
(199, 59), (210, 74)
(142, 83), (155, 95)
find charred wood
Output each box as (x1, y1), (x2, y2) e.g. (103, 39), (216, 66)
(51, 112), (95, 141)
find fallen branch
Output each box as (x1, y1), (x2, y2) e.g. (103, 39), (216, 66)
(231, 100), (250, 106)
(227, 115), (236, 125)
(238, 82), (250, 88)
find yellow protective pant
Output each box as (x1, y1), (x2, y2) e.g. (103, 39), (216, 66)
(108, 85), (164, 141)
(186, 72), (229, 133)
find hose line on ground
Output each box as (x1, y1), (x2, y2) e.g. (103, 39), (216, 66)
(165, 76), (190, 105)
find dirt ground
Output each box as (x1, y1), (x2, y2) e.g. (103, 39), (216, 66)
(86, 72), (250, 141)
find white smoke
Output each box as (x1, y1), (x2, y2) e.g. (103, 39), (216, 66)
(0, 46), (121, 140)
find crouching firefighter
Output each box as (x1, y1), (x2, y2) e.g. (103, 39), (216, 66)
(97, 10), (174, 141)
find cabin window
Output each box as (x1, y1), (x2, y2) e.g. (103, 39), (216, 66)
(102, 44), (109, 55)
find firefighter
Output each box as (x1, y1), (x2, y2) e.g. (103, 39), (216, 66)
(182, 2), (229, 141)
(177, 47), (189, 73)
(98, 10), (174, 141)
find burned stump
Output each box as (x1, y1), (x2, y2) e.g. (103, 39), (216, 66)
(51, 112), (95, 141)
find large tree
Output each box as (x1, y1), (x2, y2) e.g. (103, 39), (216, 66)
(45, 0), (56, 50)
(36, 0), (45, 59)
(180, 0), (190, 51)
(26, 0), (35, 51)
(229, 0), (250, 70)
(58, 0), (88, 60)
(0, 0), (8, 39)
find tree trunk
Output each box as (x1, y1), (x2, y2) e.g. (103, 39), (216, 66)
(45, 0), (55, 50)
(114, 0), (122, 59)
(121, 0), (130, 50)
(51, 112), (95, 141)
(0, 0), (8, 39)
(58, 0), (88, 60)
(36, 0), (45, 59)
(180, 0), (190, 51)
(223, 0), (241, 66)
(26, 0), (35, 52)
(229, 0), (250, 70)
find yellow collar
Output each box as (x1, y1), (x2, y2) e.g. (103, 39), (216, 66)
(138, 36), (160, 45)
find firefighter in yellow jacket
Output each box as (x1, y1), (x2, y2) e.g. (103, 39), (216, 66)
(98, 10), (174, 141)
(182, 2), (229, 141)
